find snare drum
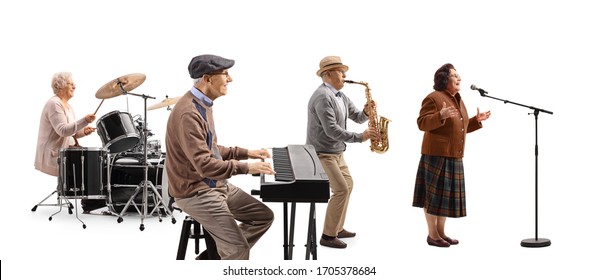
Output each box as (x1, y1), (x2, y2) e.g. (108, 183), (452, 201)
(147, 140), (162, 155)
(96, 111), (140, 153)
(132, 139), (162, 156)
(59, 147), (107, 199)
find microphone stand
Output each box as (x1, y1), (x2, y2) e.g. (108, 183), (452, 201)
(475, 89), (553, 248)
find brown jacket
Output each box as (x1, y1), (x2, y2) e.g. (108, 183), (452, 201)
(165, 91), (249, 199)
(417, 90), (482, 158)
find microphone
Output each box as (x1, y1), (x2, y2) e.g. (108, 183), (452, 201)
(470, 84), (487, 95)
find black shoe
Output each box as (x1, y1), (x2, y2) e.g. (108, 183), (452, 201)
(195, 250), (209, 260)
(195, 249), (220, 260)
(81, 198), (106, 212)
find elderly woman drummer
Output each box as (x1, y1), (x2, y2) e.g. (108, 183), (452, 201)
(35, 71), (97, 177)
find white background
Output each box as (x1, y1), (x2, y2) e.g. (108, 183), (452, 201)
(1, 0), (596, 279)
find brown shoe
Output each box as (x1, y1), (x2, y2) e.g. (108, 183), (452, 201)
(337, 229), (356, 238)
(427, 236), (450, 247)
(442, 236), (459, 245)
(319, 237), (347, 249)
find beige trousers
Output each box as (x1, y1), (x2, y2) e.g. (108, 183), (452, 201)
(175, 183), (274, 260)
(318, 153), (354, 237)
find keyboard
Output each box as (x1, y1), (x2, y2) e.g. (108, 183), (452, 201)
(258, 145), (329, 203)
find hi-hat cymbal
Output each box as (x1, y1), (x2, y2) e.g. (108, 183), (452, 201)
(148, 96), (182, 110)
(95, 73), (146, 99)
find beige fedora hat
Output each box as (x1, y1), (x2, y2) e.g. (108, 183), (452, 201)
(316, 56), (349, 76)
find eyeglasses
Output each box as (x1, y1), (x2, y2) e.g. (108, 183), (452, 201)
(210, 72), (230, 78)
(448, 74), (460, 79)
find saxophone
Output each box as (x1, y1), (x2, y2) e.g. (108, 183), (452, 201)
(345, 80), (391, 153)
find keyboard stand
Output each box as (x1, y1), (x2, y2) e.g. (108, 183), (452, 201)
(283, 202), (318, 260)
(255, 145), (329, 260)
(305, 202), (318, 260)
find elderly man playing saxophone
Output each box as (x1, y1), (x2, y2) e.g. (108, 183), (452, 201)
(305, 56), (378, 249)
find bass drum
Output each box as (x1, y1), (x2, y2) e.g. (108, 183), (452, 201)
(108, 154), (167, 213)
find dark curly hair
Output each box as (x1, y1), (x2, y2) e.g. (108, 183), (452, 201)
(433, 63), (455, 91)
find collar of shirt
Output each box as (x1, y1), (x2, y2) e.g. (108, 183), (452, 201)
(190, 86), (213, 107)
(323, 82), (346, 120)
(323, 82), (342, 97)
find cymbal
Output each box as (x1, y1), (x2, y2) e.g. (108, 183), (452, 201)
(148, 96), (182, 110)
(95, 73), (146, 99)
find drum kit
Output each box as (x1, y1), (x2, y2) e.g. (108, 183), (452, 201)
(38, 73), (181, 230)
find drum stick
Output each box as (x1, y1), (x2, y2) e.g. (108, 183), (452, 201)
(94, 99), (105, 115)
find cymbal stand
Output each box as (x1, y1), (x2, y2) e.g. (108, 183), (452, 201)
(114, 80), (176, 231)
(165, 95), (175, 111)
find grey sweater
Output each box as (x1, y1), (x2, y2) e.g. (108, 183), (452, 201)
(306, 83), (369, 154)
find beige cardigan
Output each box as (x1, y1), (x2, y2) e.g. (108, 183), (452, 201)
(34, 95), (88, 176)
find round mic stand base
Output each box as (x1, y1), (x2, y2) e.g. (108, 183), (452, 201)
(521, 238), (551, 248)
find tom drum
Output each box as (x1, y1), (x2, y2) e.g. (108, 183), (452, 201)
(96, 111), (140, 153)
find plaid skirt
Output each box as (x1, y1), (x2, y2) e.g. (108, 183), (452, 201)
(412, 154), (466, 218)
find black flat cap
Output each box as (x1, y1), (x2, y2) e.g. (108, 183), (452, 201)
(188, 54), (235, 79)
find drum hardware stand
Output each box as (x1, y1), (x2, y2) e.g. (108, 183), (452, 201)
(32, 158), (75, 213)
(113, 81), (176, 231)
(103, 153), (118, 216)
(49, 163), (87, 229)
(31, 188), (73, 213)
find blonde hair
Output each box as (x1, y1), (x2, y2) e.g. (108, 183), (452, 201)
(51, 72), (72, 94)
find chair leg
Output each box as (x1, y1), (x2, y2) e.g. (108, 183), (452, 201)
(176, 218), (192, 260)
(203, 228), (220, 260)
(193, 220), (201, 254)
(176, 216), (220, 260)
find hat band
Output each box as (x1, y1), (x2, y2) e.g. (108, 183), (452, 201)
(323, 62), (344, 68)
